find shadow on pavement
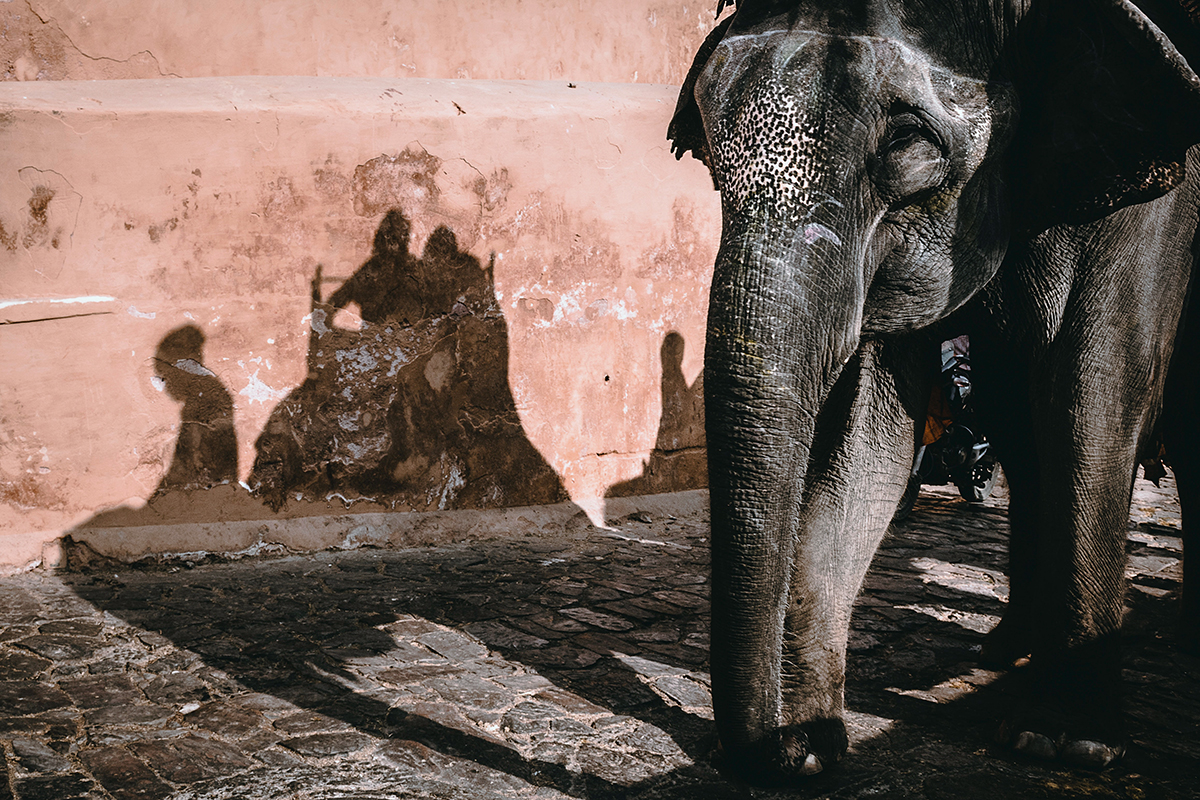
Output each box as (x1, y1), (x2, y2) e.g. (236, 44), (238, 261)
(43, 489), (1197, 798)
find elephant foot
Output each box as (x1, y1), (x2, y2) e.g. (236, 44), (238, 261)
(715, 718), (848, 786)
(998, 712), (1126, 770)
(978, 616), (1033, 669)
(996, 653), (1125, 771)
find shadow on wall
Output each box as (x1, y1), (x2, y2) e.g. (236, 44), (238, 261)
(151, 325), (238, 496)
(607, 331), (706, 499)
(76, 325), (245, 531)
(71, 211), (568, 543)
(248, 209), (568, 512)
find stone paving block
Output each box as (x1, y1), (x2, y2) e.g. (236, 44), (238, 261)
(627, 625), (682, 643)
(492, 672), (557, 693)
(531, 687), (610, 717)
(0, 681), (72, 715)
(521, 645), (603, 670)
(575, 739), (686, 787)
(623, 595), (687, 615)
(183, 701), (265, 737)
(0, 718), (52, 736)
(378, 663), (463, 685)
(652, 674), (713, 710)
(412, 630), (490, 662)
(527, 611), (590, 633)
(251, 747), (302, 768)
(11, 737), (73, 773)
(141, 671), (210, 706)
(83, 703), (176, 727)
(0, 626), (35, 645)
(375, 738), (572, 799)
(639, 641), (707, 666)
(37, 621), (104, 638)
(650, 590), (708, 610)
(79, 746), (172, 800)
(11, 773), (99, 800)
(594, 599), (659, 621)
(0, 484), (1195, 798)
(15, 635), (101, 662)
(425, 674), (514, 711)
(571, 631), (641, 657)
(462, 620), (550, 650)
(505, 616), (573, 641)
(399, 701), (509, 748)
(130, 735), (253, 783)
(558, 608), (636, 631)
(500, 701), (560, 735)
(0, 650), (52, 680)
(279, 731), (372, 757)
(271, 710), (348, 735)
(59, 674), (143, 708)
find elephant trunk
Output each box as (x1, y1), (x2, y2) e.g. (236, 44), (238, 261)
(704, 214), (863, 760)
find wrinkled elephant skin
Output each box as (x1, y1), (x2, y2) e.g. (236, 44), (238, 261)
(671, 0), (1200, 783)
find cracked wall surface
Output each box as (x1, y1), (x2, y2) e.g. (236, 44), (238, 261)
(0, 77), (719, 569)
(1, 0), (725, 84)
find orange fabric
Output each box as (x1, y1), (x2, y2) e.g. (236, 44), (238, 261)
(923, 386), (953, 446)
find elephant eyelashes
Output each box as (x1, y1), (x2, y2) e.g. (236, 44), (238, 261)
(872, 112), (948, 203)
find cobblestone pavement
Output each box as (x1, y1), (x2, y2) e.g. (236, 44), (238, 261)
(1, 478), (1196, 799)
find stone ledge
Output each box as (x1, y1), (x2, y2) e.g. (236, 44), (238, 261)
(44, 490), (710, 570)
(0, 74), (690, 118)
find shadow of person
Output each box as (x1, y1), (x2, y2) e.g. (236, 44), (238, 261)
(608, 331), (706, 499)
(152, 325), (238, 495)
(326, 208), (426, 326)
(61, 325), (243, 539)
(249, 210), (568, 513)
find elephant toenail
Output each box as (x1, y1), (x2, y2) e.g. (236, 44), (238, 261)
(1058, 739), (1123, 770)
(1013, 731), (1057, 760)
(800, 753), (823, 775)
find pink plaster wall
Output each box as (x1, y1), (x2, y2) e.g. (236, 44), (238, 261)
(0, 77), (719, 569)
(1, 0), (723, 84)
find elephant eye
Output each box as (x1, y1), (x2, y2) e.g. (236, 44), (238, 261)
(874, 112), (948, 202)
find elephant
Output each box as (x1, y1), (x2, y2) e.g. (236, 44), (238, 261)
(669, 0), (1200, 784)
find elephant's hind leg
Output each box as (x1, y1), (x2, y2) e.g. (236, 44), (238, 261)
(1163, 272), (1200, 654)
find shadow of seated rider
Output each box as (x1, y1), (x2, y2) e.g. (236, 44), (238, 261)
(152, 325), (237, 496)
(328, 211), (491, 326)
(328, 209), (425, 326)
(418, 224), (492, 316)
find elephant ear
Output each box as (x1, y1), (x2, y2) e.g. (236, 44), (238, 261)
(668, 14), (736, 179)
(1013, 0), (1200, 234)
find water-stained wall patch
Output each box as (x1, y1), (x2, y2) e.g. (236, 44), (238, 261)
(353, 147), (442, 217)
(10, 167), (83, 277)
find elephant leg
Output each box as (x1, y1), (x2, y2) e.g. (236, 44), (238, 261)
(968, 339), (1042, 667)
(765, 339), (924, 776)
(1163, 283), (1200, 653)
(1174, 458), (1200, 653)
(994, 339), (1161, 768)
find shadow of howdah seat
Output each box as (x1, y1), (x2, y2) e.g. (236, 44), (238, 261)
(249, 210), (567, 513)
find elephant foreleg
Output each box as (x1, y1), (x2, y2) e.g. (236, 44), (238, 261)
(771, 338), (926, 773)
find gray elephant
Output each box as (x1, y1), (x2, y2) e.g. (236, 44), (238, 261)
(669, 0), (1200, 783)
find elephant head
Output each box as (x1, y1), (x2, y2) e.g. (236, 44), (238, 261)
(671, 0), (1200, 782)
